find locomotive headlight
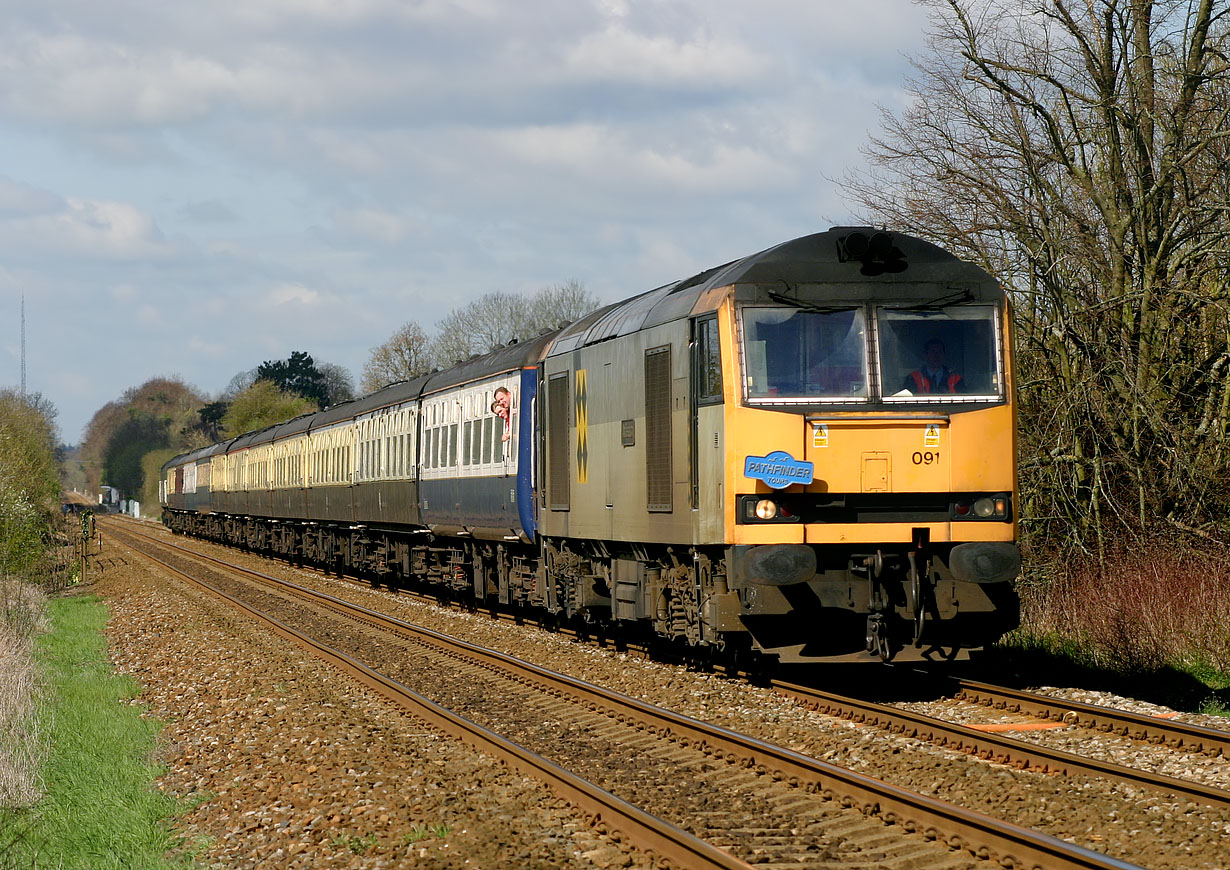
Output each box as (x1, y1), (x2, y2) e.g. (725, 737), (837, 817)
(952, 494), (1009, 520)
(973, 497), (997, 518)
(738, 495), (800, 523)
(755, 499), (779, 520)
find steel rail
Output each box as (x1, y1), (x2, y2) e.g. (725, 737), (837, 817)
(950, 678), (1230, 757)
(111, 523), (1143, 870)
(114, 530), (754, 870)
(770, 679), (1230, 808)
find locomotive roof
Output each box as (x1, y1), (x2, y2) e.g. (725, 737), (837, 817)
(546, 227), (1000, 357)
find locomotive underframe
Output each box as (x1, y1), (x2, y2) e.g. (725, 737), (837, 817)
(163, 507), (1017, 663)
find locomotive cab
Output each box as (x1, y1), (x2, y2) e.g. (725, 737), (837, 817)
(721, 229), (1021, 662)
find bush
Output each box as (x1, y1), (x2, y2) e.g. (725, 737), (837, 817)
(0, 391), (65, 819)
(1015, 547), (1230, 676)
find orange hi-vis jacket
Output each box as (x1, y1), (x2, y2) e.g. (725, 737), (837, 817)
(908, 369), (963, 394)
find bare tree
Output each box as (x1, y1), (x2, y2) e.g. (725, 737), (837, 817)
(527, 279), (604, 333)
(360, 321), (435, 392)
(433, 283), (602, 367)
(358, 285), (604, 396)
(317, 361), (356, 406)
(844, 0), (1230, 555)
(433, 292), (530, 366)
(222, 368), (258, 401)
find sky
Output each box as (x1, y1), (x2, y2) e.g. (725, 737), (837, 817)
(0, 0), (933, 445)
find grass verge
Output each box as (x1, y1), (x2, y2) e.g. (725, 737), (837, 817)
(0, 594), (182, 870)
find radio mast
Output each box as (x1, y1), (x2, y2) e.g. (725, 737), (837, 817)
(20, 293), (26, 398)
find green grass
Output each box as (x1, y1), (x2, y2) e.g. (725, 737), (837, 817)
(332, 832), (379, 854)
(404, 823), (451, 844)
(0, 594), (183, 870)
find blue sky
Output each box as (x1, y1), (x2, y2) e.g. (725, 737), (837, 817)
(0, 0), (932, 444)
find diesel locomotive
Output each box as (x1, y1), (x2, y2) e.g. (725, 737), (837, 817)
(161, 228), (1021, 663)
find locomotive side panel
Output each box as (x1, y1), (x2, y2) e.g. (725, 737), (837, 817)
(540, 318), (696, 547)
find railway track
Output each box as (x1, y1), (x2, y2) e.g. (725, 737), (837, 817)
(107, 520), (1146, 870)
(946, 678), (1230, 756)
(108, 520), (1230, 797)
(770, 679), (1230, 808)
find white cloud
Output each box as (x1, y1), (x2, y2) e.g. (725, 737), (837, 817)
(0, 195), (171, 261)
(264, 282), (324, 308)
(0, 0), (936, 443)
(565, 24), (764, 87)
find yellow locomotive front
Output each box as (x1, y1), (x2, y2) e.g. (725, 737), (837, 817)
(716, 229), (1021, 662)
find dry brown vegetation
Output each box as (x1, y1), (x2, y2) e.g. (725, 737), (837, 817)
(1014, 543), (1230, 687)
(0, 590), (45, 809)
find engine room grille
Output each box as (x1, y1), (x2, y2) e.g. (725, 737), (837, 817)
(547, 372), (570, 510)
(645, 345), (672, 512)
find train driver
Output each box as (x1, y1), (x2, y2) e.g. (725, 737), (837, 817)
(904, 338), (963, 394)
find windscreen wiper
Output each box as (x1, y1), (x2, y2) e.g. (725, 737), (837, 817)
(900, 288), (975, 311)
(766, 291), (858, 314)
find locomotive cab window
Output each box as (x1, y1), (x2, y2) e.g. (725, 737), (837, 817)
(878, 304), (1003, 402)
(693, 316), (723, 405)
(740, 307), (868, 403)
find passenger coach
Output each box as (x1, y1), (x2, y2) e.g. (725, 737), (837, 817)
(163, 228), (1021, 663)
